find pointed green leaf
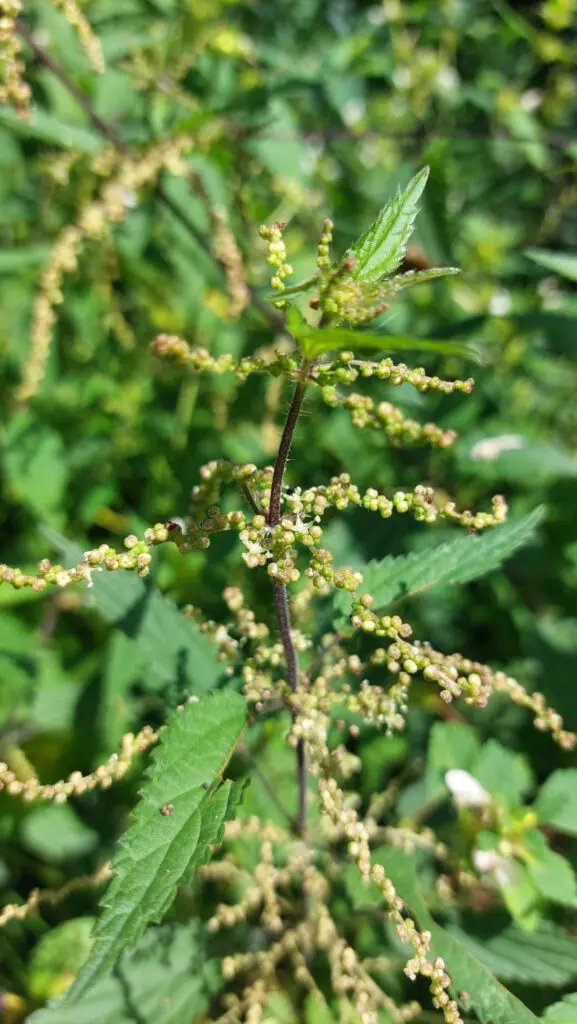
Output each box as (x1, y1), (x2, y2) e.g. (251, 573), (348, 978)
(61, 691), (247, 1004)
(525, 248), (577, 283)
(335, 506), (545, 617)
(300, 326), (482, 361)
(543, 994), (577, 1024)
(535, 769), (577, 837)
(526, 842), (577, 907)
(378, 848), (540, 1024)
(345, 167), (430, 285)
(284, 303), (311, 339)
(377, 266), (461, 296)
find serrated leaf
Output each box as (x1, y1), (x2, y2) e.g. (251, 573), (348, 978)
(4, 416), (69, 526)
(526, 844), (577, 907)
(543, 994), (577, 1024)
(535, 769), (577, 836)
(41, 529), (222, 694)
(29, 923), (219, 1024)
(446, 920), (577, 988)
(378, 848), (540, 1024)
(61, 691), (246, 1004)
(525, 248), (577, 283)
(429, 721), (482, 774)
(345, 167), (430, 285)
(472, 739), (533, 806)
(378, 266), (461, 297)
(300, 326), (481, 360)
(335, 506), (545, 617)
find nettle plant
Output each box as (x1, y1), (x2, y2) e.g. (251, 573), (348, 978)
(2, 156), (577, 1024)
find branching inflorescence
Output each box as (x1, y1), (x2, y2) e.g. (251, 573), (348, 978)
(1, 102), (574, 1023)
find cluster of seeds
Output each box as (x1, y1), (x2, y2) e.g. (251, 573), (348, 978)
(201, 818), (422, 1024)
(321, 387), (457, 446)
(51, 0), (105, 73)
(151, 333), (298, 380)
(314, 258), (387, 325)
(0, 528), (169, 592)
(0, 863), (111, 929)
(20, 135), (194, 402)
(283, 475), (507, 531)
(208, 204), (249, 316)
(0, 726), (158, 803)
(0, 0), (30, 116)
(314, 352), (474, 395)
(258, 221), (293, 292)
(319, 778), (463, 1024)
(421, 644), (577, 750)
(347, 599), (576, 749)
(316, 217), (334, 270)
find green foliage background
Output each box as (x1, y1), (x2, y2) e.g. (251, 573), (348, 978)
(1, 0), (577, 1018)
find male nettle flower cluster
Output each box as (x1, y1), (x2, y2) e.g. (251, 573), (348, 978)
(0, 0), (103, 119)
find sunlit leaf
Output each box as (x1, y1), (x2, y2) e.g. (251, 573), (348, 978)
(345, 167), (430, 285)
(378, 266), (461, 296)
(300, 326), (482, 360)
(543, 993), (577, 1024)
(60, 691), (246, 1003)
(335, 507), (544, 617)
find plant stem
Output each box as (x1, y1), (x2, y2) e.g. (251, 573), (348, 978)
(268, 378), (308, 527)
(19, 17), (310, 832)
(268, 371), (309, 836)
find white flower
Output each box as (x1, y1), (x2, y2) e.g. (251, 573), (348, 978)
(436, 66), (459, 91)
(121, 188), (138, 209)
(472, 847), (515, 886)
(489, 289), (512, 316)
(445, 769), (491, 808)
(367, 5), (386, 25)
(520, 89), (542, 112)
(470, 433), (524, 462)
(393, 67), (412, 90)
(472, 848), (500, 873)
(494, 859), (516, 887)
(342, 100), (365, 126)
